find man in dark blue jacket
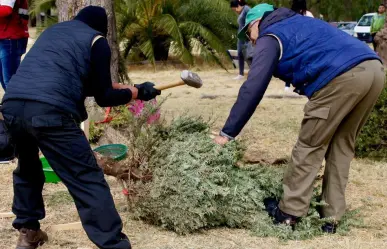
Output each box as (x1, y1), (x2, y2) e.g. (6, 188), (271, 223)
(214, 4), (385, 233)
(1, 6), (160, 249)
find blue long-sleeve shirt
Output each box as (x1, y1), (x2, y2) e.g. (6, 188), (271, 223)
(221, 36), (281, 138)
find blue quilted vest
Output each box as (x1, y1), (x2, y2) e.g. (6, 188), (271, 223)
(3, 20), (101, 121)
(260, 8), (380, 98)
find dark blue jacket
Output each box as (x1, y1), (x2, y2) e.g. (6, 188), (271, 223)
(221, 8), (381, 139)
(3, 20), (100, 121)
(2, 6), (133, 122)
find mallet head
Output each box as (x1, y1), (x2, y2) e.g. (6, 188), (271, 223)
(181, 70), (203, 89)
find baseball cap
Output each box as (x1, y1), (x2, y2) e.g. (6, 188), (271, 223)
(237, 3), (274, 41)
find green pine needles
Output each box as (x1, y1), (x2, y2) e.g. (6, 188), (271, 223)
(91, 100), (363, 240)
(356, 81), (387, 160)
(124, 114), (362, 239)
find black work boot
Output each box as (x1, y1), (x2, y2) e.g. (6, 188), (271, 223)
(315, 200), (338, 234)
(321, 222), (337, 234)
(264, 197), (279, 217)
(264, 197), (299, 227)
(16, 228), (48, 249)
(273, 208), (298, 226)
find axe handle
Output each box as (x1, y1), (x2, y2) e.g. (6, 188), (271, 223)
(154, 81), (185, 91)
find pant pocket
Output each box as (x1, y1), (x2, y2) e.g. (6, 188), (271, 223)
(299, 102), (330, 146)
(0, 115), (15, 159)
(32, 115), (64, 128)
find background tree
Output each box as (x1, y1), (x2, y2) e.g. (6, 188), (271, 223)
(244, 0), (381, 21)
(54, 0), (123, 82)
(31, 0), (237, 71)
(117, 0), (236, 69)
(28, 0), (386, 70)
(29, 0), (56, 27)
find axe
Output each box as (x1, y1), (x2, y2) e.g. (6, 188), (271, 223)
(154, 70), (203, 91)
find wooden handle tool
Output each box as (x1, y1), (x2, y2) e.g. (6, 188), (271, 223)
(154, 70), (203, 91)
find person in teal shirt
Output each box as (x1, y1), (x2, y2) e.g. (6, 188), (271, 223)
(371, 4), (386, 51)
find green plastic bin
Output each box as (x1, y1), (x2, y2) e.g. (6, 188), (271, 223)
(41, 157), (61, 184)
(40, 144), (127, 184)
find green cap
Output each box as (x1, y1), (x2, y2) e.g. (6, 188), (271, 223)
(237, 3), (274, 41)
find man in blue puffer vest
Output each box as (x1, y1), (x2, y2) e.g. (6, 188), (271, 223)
(1, 6), (160, 249)
(214, 4), (385, 233)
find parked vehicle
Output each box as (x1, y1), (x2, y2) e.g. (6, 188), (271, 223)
(354, 13), (376, 43)
(329, 22), (338, 27)
(337, 22), (357, 36)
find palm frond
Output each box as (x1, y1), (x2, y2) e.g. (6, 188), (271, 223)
(124, 23), (145, 40)
(179, 21), (227, 55)
(115, 0), (138, 39)
(139, 39), (156, 67)
(179, 47), (194, 65)
(154, 14), (185, 56)
(170, 42), (194, 64)
(190, 37), (229, 70)
(122, 37), (138, 59)
(29, 0), (56, 17)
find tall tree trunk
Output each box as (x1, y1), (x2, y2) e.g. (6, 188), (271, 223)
(374, 0), (387, 64)
(56, 0), (120, 83)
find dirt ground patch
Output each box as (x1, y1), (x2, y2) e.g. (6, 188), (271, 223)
(0, 68), (387, 249)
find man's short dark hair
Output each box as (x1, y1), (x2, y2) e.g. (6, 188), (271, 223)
(380, 4), (385, 7)
(230, 0), (246, 8)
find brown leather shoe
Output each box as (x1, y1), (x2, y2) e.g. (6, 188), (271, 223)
(16, 228), (48, 249)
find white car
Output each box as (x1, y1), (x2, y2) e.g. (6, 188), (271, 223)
(354, 13), (376, 43)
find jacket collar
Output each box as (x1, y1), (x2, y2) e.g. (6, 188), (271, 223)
(259, 8), (296, 33)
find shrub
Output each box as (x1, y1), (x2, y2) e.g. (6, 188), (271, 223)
(128, 119), (362, 239)
(356, 81), (387, 160)
(89, 121), (105, 144)
(96, 99), (362, 240)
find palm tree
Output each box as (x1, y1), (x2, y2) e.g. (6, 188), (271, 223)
(116, 0), (237, 69)
(29, 0), (238, 69)
(116, 0), (186, 65)
(28, 0), (56, 27)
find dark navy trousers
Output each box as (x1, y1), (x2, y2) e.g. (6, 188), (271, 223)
(2, 100), (131, 249)
(237, 39), (245, 76)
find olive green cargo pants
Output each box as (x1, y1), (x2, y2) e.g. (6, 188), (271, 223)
(279, 60), (385, 220)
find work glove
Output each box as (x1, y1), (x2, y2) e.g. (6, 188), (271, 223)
(134, 82), (161, 101)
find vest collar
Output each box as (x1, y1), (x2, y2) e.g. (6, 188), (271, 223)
(259, 8), (296, 34)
